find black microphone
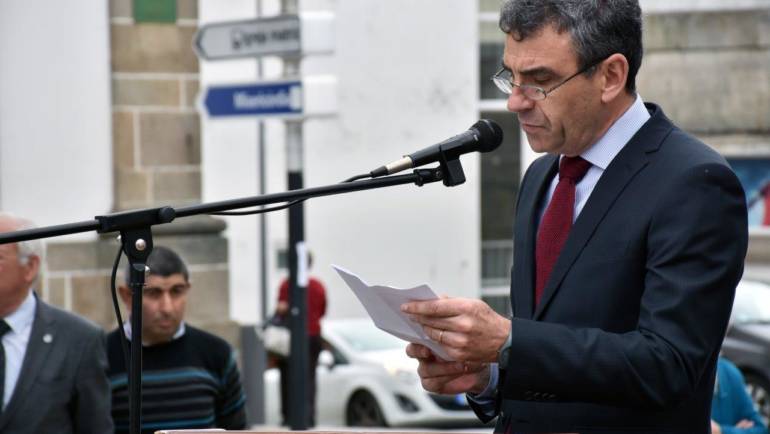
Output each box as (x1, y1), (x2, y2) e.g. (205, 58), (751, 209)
(370, 119), (503, 178)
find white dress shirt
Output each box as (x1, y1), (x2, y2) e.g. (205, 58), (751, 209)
(2, 290), (36, 410)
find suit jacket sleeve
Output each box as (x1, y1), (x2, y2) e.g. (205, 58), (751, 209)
(503, 161), (748, 408)
(73, 329), (113, 434)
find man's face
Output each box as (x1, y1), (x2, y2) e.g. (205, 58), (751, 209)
(503, 24), (605, 156)
(0, 219), (37, 316)
(140, 273), (189, 345)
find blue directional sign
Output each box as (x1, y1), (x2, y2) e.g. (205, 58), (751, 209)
(203, 81), (303, 118)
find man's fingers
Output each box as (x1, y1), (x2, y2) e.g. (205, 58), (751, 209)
(409, 314), (456, 331)
(417, 360), (467, 379)
(401, 298), (461, 317)
(420, 370), (481, 395)
(405, 343), (434, 360)
(422, 325), (454, 346)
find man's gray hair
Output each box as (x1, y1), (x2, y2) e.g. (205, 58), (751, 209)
(0, 212), (44, 265)
(499, 0), (643, 93)
(0, 213), (44, 290)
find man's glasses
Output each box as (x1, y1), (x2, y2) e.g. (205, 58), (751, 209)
(491, 56), (609, 101)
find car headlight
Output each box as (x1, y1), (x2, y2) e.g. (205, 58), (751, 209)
(384, 364), (420, 385)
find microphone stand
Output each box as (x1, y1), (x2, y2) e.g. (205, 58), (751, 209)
(0, 160), (463, 434)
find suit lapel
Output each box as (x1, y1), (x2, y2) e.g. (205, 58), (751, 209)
(533, 104), (673, 319)
(0, 297), (56, 427)
(513, 155), (558, 320)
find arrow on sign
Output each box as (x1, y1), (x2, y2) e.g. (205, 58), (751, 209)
(203, 81), (304, 118)
(194, 15), (301, 61)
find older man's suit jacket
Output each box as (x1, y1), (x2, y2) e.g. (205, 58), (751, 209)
(478, 104), (748, 434)
(0, 296), (113, 434)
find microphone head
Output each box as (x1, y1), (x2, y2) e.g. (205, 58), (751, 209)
(472, 119), (504, 153)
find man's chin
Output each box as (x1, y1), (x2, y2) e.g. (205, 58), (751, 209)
(527, 139), (552, 154)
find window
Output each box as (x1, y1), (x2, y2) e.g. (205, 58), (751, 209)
(479, 8), (518, 316)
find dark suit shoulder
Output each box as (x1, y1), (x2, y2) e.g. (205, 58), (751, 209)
(660, 128), (728, 167)
(643, 103), (729, 169)
(37, 299), (103, 337)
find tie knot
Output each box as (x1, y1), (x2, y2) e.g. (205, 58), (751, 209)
(559, 156), (592, 183)
(0, 319), (10, 337)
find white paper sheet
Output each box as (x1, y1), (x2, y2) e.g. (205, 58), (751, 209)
(332, 264), (454, 361)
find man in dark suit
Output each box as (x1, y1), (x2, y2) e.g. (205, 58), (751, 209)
(401, 1), (748, 433)
(0, 213), (112, 434)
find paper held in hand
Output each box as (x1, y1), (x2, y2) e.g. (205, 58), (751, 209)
(332, 265), (454, 361)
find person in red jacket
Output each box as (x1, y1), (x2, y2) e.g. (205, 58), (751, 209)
(274, 252), (327, 427)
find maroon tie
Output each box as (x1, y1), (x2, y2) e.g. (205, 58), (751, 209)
(535, 156), (592, 306)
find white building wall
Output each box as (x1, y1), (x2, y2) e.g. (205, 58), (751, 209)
(0, 1), (112, 233)
(200, 0), (481, 322)
(640, 0), (769, 11)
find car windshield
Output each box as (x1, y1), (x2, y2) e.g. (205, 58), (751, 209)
(330, 321), (406, 352)
(731, 280), (770, 324)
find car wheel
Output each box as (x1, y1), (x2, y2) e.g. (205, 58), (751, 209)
(745, 373), (770, 425)
(346, 390), (388, 427)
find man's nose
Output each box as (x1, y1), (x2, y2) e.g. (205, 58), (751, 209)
(158, 292), (174, 311)
(506, 88), (535, 113)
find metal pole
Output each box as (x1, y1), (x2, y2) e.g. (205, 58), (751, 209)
(282, 1), (308, 428)
(257, 0), (268, 328)
(128, 261), (144, 434)
(252, 0), (268, 426)
(285, 117), (309, 430)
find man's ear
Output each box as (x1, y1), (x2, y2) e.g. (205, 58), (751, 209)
(600, 53), (630, 103)
(22, 255), (40, 285)
(118, 285), (133, 311)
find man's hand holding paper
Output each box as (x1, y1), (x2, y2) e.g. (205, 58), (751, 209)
(333, 265), (510, 396)
(401, 296), (510, 395)
(401, 297), (510, 363)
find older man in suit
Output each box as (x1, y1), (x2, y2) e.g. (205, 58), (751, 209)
(402, 1), (748, 433)
(0, 213), (112, 434)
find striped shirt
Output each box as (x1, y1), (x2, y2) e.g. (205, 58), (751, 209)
(106, 325), (246, 434)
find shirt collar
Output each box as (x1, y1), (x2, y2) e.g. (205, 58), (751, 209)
(122, 320), (186, 344)
(3, 290), (36, 334)
(580, 94), (651, 170)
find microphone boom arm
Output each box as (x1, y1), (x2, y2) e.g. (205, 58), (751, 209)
(0, 164), (454, 434)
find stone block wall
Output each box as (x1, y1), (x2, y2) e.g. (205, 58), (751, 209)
(42, 0), (239, 349)
(110, 0), (201, 211)
(640, 9), (770, 135)
(43, 229), (236, 345)
(638, 7), (770, 270)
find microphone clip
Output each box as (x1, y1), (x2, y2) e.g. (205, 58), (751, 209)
(411, 149), (465, 187)
(438, 149), (466, 187)
(412, 168), (443, 186)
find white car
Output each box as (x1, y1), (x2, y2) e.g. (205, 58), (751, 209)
(264, 318), (487, 427)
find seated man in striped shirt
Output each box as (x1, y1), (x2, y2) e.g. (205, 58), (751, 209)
(106, 245), (246, 434)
